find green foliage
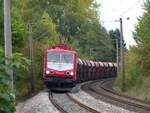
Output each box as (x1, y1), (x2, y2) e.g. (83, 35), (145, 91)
(133, 0), (150, 77)
(11, 17), (27, 51)
(12, 53), (30, 71)
(124, 48), (143, 88)
(11, 3), (29, 52)
(134, 1), (150, 45)
(0, 49), (15, 113)
(0, 47), (30, 112)
(42, 11), (64, 44)
(115, 46), (150, 100)
(42, 12), (57, 35)
(10, 0), (113, 62)
(42, 0), (113, 61)
(115, 1), (150, 101)
(32, 42), (46, 90)
(0, 73), (15, 113)
(109, 29), (120, 62)
(11, 53), (31, 99)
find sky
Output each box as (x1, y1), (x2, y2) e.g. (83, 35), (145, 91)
(96, 0), (145, 48)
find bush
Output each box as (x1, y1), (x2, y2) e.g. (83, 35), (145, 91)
(0, 73), (15, 113)
(0, 48), (15, 113)
(0, 48), (30, 112)
(115, 46), (150, 101)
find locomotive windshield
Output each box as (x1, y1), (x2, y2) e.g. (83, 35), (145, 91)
(48, 52), (73, 63)
(48, 53), (60, 62)
(61, 54), (73, 63)
(47, 52), (74, 71)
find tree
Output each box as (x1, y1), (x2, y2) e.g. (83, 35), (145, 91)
(109, 29), (120, 61)
(42, 11), (63, 44)
(10, 0), (114, 61)
(0, 48), (30, 113)
(134, 0), (150, 75)
(43, 0), (113, 61)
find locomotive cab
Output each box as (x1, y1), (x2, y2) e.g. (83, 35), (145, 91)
(44, 44), (77, 89)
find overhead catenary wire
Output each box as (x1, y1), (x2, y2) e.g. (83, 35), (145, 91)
(101, 20), (119, 23)
(101, 0), (143, 28)
(111, 0), (123, 12)
(106, 23), (117, 29)
(100, 0), (122, 25)
(120, 0), (143, 17)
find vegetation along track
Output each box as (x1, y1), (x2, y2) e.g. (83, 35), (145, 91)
(82, 78), (150, 112)
(49, 91), (100, 113)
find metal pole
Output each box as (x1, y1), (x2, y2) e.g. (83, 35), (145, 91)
(120, 18), (125, 92)
(28, 22), (35, 93)
(4, 0), (13, 92)
(90, 48), (92, 57)
(115, 39), (119, 76)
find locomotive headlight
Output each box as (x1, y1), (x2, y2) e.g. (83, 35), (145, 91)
(70, 72), (74, 76)
(46, 70), (50, 74)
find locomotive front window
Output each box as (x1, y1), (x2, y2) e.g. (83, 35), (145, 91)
(48, 53), (60, 62)
(47, 52), (73, 63)
(47, 52), (74, 71)
(61, 54), (73, 63)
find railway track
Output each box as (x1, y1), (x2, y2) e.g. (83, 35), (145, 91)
(82, 78), (150, 112)
(49, 91), (101, 113)
(49, 91), (68, 113)
(66, 93), (100, 113)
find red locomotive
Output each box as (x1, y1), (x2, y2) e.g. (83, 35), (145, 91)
(43, 44), (77, 89)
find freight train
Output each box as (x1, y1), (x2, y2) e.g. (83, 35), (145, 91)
(43, 44), (117, 89)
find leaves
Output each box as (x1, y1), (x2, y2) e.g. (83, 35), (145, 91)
(0, 69), (15, 113)
(0, 49), (30, 113)
(115, 1), (150, 100)
(133, 1), (150, 75)
(11, 53), (30, 70)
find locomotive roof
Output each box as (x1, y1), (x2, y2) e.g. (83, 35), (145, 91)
(52, 44), (72, 50)
(46, 44), (76, 52)
(46, 49), (75, 52)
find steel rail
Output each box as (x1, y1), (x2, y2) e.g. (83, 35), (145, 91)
(101, 79), (150, 104)
(81, 79), (150, 112)
(66, 93), (101, 113)
(49, 91), (69, 113)
(100, 79), (150, 111)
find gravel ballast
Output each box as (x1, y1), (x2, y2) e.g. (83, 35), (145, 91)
(53, 93), (92, 113)
(69, 88), (135, 113)
(16, 84), (137, 113)
(18, 92), (61, 113)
